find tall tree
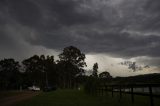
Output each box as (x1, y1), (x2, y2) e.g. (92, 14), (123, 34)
(0, 58), (21, 90)
(22, 55), (56, 87)
(58, 46), (86, 88)
(92, 63), (98, 77)
(45, 55), (57, 86)
(22, 55), (45, 87)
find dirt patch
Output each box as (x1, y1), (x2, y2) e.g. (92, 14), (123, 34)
(0, 91), (40, 106)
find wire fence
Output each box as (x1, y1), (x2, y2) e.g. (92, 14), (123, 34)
(96, 83), (160, 106)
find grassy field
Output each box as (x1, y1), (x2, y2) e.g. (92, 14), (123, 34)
(15, 89), (160, 106)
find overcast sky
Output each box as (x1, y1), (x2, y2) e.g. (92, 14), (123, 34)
(0, 0), (160, 77)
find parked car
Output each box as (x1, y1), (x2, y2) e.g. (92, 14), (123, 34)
(43, 85), (57, 92)
(28, 85), (40, 91)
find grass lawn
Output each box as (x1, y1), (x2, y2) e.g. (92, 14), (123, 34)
(16, 89), (160, 106)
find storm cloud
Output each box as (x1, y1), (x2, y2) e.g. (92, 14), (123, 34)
(0, 0), (160, 74)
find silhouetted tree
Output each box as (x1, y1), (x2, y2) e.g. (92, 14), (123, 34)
(58, 46), (87, 88)
(45, 55), (57, 86)
(92, 63), (98, 77)
(22, 55), (45, 87)
(22, 55), (57, 88)
(99, 71), (112, 79)
(0, 58), (21, 90)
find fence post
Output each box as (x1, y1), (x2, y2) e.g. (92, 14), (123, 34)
(105, 85), (108, 96)
(112, 85), (114, 97)
(102, 87), (104, 96)
(120, 85), (122, 99)
(95, 87), (97, 96)
(131, 85), (134, 103)
(98, 87), (100, 96)
(97, 87), (99, 96)
(149, 86), (154, 106)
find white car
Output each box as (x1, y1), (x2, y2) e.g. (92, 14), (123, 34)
(28, 85), (40, 91)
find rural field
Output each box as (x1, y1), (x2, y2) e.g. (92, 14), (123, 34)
(1, 89), (159, 106)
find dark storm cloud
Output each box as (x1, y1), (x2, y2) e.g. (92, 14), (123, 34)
(45, 0), (97, 26)
(7, 0), (42, 27)
(5, 0), (98, 29)
(1, 0), (160, 60)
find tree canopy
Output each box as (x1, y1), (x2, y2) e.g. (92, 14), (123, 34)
(57, 46), (87, 88)
(0, 59), (21, 90)
(92, 63), (98, 77)
(99, 71), (112, 79)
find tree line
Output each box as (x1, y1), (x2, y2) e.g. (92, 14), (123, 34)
(0, 46), (112, 90)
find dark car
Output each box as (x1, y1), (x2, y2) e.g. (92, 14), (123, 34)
(43, 85), (57, 92)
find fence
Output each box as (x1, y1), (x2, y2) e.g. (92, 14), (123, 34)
(96, 83), (160, 106)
